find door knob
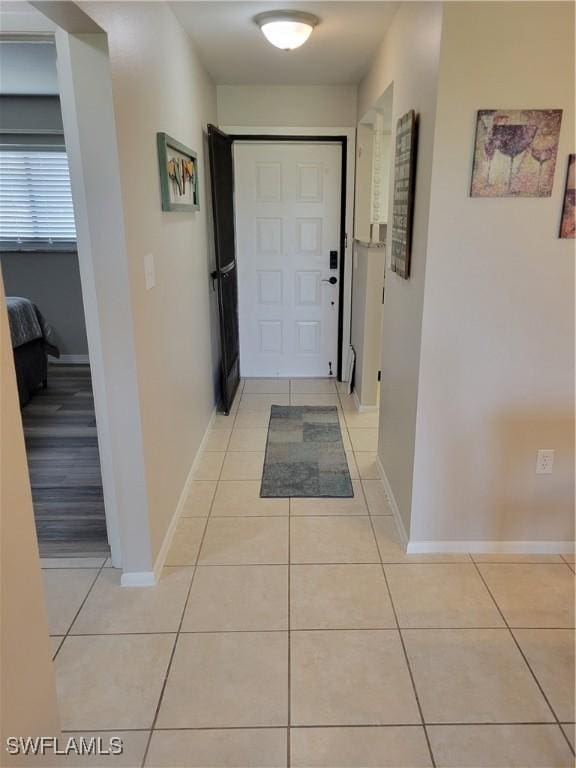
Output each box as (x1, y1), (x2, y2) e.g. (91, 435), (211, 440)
(322, 276), (338, 285)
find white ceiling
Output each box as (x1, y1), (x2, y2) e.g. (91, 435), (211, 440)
(0, 1), (56, 34)
(171, 2), (400, 85)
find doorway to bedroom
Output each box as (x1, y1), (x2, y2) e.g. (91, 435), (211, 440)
(0, 36), (108, 558)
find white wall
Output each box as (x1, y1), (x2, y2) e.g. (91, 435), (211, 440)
(351, 243), (385, 407)
(372, 131), (391, 226)
(354, 123), (373, 242)
(358, 2), (443, 533)
(411, 2), (575, 547)
(217, 84), (357, 127)
(83, 3), (219, 561)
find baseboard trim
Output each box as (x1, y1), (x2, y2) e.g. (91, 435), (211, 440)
(407, 539), (576, 555)
(375, 455), (409, 549)
(120, 407), (217, 587)
(352, 389), (379, 413)
(49, 354), (90, 365)
(153, 406), (217, 582)
(120, 571), (157, 587)
(374, 458), (575, 557)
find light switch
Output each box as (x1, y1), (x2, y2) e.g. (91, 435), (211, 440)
(144, 253), (155, 290)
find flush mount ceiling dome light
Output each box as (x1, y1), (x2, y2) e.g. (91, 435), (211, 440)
(254, 11), (319, 51)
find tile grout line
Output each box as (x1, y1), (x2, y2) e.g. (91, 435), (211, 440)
(287, 494), (291, 768)
(139, 394), (241, 767)
(54, 386), (249, 749)
(139, 551), (200, 765)
(61, 625), (576, 638)
(194, 512), (390, 518)
(61, 720), (576, 734)
(63, 384), (570, 762)
(367, 510), (438, 764)
(155, 557), (576, 572)
(471, 556), (573, 566)
(337, 387), (438, 768)
(49, 553), (570, 566)
(51, 556), (109, 661)
(286, 379), (292, 766)
(342, 384), (574, 760)
(471, 560), (576, 758)
(241, 380), (292, 763)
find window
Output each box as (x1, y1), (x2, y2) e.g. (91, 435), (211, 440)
(0, 150), (77, 250)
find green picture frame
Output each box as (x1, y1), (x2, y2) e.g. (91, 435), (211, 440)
(157, 132), (200, 212)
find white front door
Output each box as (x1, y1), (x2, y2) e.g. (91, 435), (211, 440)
(234, 142), (342, 378)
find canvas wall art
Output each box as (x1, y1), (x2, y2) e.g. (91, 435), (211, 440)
(470, 109), (562, 197)
(559, 154), (575, 239)
(390, 109), (418, 279)
(157, 132), (199, 212)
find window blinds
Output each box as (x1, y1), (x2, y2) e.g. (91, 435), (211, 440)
(0, 150), (77, 249)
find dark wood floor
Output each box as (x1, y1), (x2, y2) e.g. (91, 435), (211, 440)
(22, 364), (109, 557)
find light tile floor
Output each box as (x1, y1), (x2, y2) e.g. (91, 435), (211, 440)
(43, 378), (575, 767)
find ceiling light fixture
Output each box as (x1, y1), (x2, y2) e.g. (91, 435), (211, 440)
(254, 11), (319, 51)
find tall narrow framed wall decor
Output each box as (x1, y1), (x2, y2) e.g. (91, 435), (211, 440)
(390, 110), (418, 279)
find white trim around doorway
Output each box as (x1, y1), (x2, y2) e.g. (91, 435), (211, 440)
(222, 126), (356, 382)
(55, 28), (152, 575)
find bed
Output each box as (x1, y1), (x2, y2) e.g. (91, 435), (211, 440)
(7, 297), (60, 406)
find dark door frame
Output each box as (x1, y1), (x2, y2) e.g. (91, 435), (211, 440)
(229, 133), (348, 380)
(208, 125), (241, 414)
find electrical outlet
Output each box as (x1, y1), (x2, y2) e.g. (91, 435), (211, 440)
(536, 449), (554, 474)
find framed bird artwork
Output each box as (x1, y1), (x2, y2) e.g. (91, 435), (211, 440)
(157, 132), (199, 212)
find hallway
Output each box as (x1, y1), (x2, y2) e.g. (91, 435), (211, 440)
(42, 380), (575, 767)
(1, 2), (574, 764)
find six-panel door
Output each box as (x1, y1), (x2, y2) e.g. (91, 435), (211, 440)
(234, 142), (342, 378)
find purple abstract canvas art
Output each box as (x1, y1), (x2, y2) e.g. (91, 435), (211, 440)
(471, 109), (562, 197)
